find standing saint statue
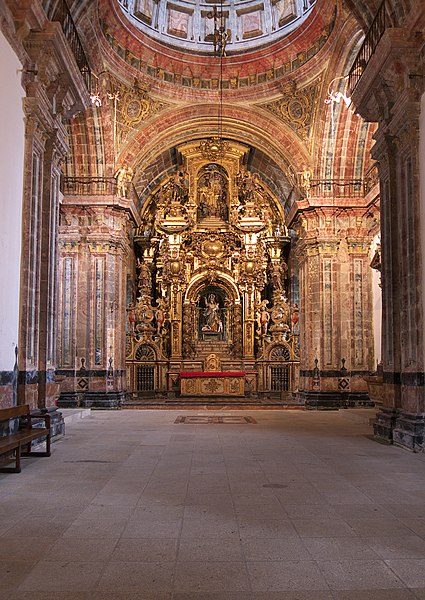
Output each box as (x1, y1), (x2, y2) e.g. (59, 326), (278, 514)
(115, 165), (134, 198)
(257, 299), (271, 336)
(197, 168), (228, 220)
(298, 166), (312, 197)
(202, 293), (222, 332)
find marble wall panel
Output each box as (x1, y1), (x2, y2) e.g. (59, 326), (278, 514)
(323, 258), (333, 366)
(62, 257), (74, 367)
(274, 0), (297, 27)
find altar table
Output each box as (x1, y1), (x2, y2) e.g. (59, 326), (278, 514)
(180, 371), (245, 396)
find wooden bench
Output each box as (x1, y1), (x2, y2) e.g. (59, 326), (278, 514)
(0, 405), (51, 473)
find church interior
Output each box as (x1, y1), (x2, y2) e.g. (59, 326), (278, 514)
(1, 0), (425, 447)
(1, 0), (425, 595)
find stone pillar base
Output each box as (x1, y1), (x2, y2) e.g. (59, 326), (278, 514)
(373, 407), (399, 444)
(57, 391), (126, 409)
(346, 392), (374, 407)
(393, 411), (425, 452)
(31, 407), (65, 442)
(298, 390), (346, 409)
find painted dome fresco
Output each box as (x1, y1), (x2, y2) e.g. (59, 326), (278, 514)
(117, 0), (316, 54)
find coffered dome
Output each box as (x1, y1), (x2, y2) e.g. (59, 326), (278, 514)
(118, 0), (316, 54)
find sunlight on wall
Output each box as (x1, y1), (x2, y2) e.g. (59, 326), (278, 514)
(0, 32), (24, 371)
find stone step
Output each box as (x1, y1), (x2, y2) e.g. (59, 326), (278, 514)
(122, 396), (304, 410)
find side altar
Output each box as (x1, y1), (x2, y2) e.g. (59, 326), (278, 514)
(180, 355), (245, 396)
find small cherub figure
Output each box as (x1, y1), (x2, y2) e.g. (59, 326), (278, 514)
(257, 299), (271, 335)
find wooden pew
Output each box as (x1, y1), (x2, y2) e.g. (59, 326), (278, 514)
(0, 405), (51, 473)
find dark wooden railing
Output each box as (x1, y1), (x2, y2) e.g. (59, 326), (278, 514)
(42, 0), (91, 90)
(62, 176), (117, 196)
(348, 0), (387, 95)
(309, 179), (364, 198)
(62, 176), (138, 202)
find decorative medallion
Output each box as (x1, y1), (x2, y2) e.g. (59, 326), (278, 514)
(121, 95), (152, 125)
(199, 138), (230, 160)
(202, 239), (224, 259)
(120, 80), (166, 128)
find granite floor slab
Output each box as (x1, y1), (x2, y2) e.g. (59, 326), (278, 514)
(1, 409), (425, 599)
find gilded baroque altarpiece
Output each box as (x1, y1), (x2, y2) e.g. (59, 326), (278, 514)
(125, 140), (300, 397)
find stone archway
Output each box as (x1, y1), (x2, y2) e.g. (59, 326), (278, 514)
(183, 274), (242, 361)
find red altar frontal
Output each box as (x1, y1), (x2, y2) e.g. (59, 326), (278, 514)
(180, 371), (245, 396)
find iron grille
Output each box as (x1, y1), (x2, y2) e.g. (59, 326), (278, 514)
(136, 365), (154, 391)
(271, 365), (290, 391)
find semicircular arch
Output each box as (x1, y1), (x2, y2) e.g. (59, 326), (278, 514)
(117, 104), (309, 205)
(185, 272), (241, 305)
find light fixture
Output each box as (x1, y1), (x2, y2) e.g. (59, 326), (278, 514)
(324, 75), (352, 108)
(211, 4), (231, 58)
(199, 1), (231, 161)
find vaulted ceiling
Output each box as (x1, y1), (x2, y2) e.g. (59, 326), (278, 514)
(65, 0), (382, 209)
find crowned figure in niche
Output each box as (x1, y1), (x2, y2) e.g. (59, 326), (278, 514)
(197, 167), (228, 220)
(201, 293), (223, 333)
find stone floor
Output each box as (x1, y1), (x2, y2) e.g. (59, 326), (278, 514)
(2, 408), (425, 599)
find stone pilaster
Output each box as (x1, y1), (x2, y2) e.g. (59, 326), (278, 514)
(291, 203), (376, 408)
(18, 104), (71, 409)
(351, 27), (425, 449)
(2, 0), (90, 410)
(57, 203), (133, 408)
